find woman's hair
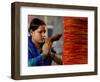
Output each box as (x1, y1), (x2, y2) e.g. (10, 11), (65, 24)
(28, 18), (46, 32)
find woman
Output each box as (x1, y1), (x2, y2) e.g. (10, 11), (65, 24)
(28, 18), (62, 66)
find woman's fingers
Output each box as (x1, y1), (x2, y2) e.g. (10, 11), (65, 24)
(42, 38), (53, 55)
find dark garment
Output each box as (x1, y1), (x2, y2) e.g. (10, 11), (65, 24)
(28, 36), (56, 66)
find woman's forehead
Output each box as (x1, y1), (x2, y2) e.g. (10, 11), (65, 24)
(37, 25), (46, 30)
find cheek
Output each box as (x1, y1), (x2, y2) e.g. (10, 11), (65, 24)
(31, 33), (38, 40)
(34, 33), (42, 41)
(35, 33), (40, 37)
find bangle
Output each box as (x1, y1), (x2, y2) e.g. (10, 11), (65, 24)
(40, 53), (47, 58)
(51, 53), (55, 59)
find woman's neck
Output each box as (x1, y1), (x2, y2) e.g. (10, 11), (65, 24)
(32, 39), (43, 49)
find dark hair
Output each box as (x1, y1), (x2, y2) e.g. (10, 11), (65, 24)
(28, 18), (46, 32)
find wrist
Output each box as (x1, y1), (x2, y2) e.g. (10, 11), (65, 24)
(40, 53), (47, 58)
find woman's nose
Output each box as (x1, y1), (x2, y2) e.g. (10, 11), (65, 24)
(42, 32), (46, 37)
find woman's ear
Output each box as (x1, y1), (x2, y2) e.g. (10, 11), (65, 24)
(30, 29), (33, 36)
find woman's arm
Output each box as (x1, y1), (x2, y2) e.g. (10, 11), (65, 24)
(28, 50), (46, 66)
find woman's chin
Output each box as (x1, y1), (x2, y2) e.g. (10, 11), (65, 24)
(39, 40), (45, 44)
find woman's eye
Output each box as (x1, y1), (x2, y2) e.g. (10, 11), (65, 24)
(39, 31), (42, 33)
(44, 30), (46, 33)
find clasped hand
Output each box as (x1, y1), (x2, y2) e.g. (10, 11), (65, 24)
(42, 33), (62, 57)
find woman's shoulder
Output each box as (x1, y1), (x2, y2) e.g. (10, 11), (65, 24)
(28, 36), (36, 49)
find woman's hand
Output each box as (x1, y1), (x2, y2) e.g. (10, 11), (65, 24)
(42, 33), (62, 57)
(42, 38), (53, 56)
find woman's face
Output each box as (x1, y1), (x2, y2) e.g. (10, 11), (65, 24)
(31, 25), (46, 44)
